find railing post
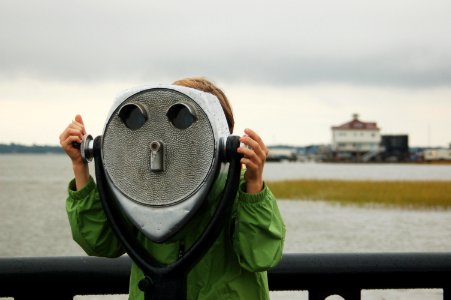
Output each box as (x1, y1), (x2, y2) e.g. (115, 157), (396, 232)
(444, 288), (451, 300)
(308, 289), (324, 300)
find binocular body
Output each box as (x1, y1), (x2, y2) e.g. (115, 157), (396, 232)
(81, 85), (232, 242)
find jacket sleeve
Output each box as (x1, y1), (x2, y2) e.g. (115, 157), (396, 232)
(232, 180), (286, 272)
(66, 176), (125, 258)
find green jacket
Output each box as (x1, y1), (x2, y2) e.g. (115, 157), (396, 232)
(66, 173), (285, 299)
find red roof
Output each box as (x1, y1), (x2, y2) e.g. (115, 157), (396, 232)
(332, 116), (379, 130)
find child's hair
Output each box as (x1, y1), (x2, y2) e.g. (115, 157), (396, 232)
(173, 77), (234, 133)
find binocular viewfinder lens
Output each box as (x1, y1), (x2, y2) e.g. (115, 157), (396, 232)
(118, 103), (148, 130)
(166, 103), (197, 130)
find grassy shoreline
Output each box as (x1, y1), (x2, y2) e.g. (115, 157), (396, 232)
(267, 179), (451, 209)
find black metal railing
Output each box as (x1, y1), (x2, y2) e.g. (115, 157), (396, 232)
(1, 253), (451, 300)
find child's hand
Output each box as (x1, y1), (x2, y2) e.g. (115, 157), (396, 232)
(59, 114), (87, 166)
(237, 128), (269, 194)
(60, 114), (90, 190)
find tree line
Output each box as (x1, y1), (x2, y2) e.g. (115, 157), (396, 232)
(0, 143), (63, 154)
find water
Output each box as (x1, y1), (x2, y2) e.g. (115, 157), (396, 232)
(1, 154), (451, 299)
(264, 161), (451, 181)
(280, 200), (451, 253)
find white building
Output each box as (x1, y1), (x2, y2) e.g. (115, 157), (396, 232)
(331, 114), (382, 160)
(423, 148), (451, 161)
(267, 147), (297, 162)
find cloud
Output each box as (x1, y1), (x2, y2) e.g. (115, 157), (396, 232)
(1, 1), (450, 147)
(227, 83), (451, 147)
(1, 0), (451, 86)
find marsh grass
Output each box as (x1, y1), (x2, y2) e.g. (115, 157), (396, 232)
(267, 180), (451, 209)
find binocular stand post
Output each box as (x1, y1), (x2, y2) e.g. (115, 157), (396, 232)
(139, 274), (186, 300)
(94, 136), (242, 300)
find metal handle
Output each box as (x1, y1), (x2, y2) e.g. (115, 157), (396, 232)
(73, 134), (94, 163)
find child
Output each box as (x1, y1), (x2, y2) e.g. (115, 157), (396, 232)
(59, 77), (285, 300)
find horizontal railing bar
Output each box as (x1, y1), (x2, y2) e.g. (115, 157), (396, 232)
(0, 256), (131, 297)
(269, 252), (451, 291)
(1, 253), (450, 297)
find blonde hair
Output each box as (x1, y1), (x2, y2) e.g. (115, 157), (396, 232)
(173, 77), (234, 133)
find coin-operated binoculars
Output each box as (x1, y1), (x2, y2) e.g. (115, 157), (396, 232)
(79, 85), (242, 300)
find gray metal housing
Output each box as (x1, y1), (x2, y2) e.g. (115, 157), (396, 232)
(101, 85), (230, 242)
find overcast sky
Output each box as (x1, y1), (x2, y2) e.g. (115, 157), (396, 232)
(1, 0), (450, 147)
